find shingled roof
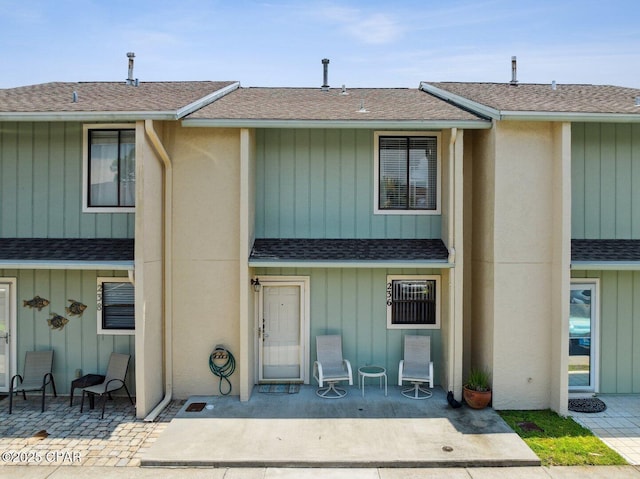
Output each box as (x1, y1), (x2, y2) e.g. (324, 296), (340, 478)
(422, 82), (640, 118)
(184, 87), (489, 126)
(0, 238), (134, 268)
(572, 239), (640, 264)
(0, 81), (238, 119)
(250, 238), (449, 265)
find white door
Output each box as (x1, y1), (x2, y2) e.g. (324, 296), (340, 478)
(258, 280), (307, 382)
(0, 280), (16, 393)
(569, 281), (599, 393)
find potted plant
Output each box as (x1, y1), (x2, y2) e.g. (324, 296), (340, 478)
(463, 367), (492, 409)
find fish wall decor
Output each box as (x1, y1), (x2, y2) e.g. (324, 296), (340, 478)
(66, 300), (87, 317)
(47, 313), (69, 331)
(23, 296), (50, 311)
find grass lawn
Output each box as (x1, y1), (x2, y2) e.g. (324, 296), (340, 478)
(498, 409), (628, 466)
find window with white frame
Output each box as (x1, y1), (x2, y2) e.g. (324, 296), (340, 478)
(374, 132), (440, 215)
(386, 275), (440, 329)
(83, 124), (135, 212)
(97, 278), (135, 335)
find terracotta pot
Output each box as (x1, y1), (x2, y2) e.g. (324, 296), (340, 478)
(463, 385), (492, 409)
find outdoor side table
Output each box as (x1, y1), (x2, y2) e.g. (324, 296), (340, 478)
(358, 365), (387, 397)
(70, 374), (105, 408)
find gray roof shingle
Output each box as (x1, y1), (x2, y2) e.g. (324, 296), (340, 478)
(250, 238), (449, 263)
(187, 87), (486, 122)
(572, 239), (640, 263)
(0, 238), (134, 262)
(0, 81), (236, 113)
(425, 82), (640, 115)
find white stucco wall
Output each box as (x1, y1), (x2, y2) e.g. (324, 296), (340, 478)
(470, 121), (570, 411)
(135, 121), (165, 418)
(164, 124), (242, 398)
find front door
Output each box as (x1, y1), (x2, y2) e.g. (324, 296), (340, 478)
(258, 278), (308, 382)
(569, 280), (599, 393)
(0, 280), (16, 393)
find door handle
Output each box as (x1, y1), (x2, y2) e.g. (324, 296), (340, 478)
(0, 332), (8, 344)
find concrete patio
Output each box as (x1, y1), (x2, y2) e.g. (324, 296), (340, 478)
(142, 385), (540, 468)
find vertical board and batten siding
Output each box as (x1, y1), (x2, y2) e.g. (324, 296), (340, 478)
(572, 123), (640, 393)
(572, 123), (640, 239)
(1, 269), (135, 395)
(255, 129), (441, 239)
(0, 122), (134, 238)
(572, 270), (640, 393)
(256, 267), (443, 385)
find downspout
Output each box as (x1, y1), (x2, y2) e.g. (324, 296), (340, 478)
(143, 119), (173, 422)
(448, 128), (458, 264)
(448, 128), (458, 396)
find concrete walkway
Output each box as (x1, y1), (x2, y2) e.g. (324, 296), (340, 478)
(0, 465), (639, 478)
(1, 388), (640, 477)
(142, 386), (539, 468)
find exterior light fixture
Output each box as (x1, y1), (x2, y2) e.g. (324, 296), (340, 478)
(251, 278), (261, 292)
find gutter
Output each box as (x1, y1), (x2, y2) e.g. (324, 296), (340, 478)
(142, 119), (174, 422)
(571, 261), (640, 271)
(181, 119), (492, 129)
(0, 112), (179, 122)
(499, 111), (640, 123)
(248, 260), (454, 269)
(0, 260), (133, 270)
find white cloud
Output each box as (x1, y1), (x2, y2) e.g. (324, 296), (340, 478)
(342, 12), (402, 45)
(310, 4), (404, 45)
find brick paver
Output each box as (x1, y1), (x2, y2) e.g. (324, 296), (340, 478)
(0, 395), (183, 467)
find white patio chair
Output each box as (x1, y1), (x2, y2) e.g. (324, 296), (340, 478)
(313, 335), (353, 398)
(398, 335), (434, 399)
(9, 350), (57, 413)
(80, 352), (134, 419)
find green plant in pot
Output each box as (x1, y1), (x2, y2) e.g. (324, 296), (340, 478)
(463, 367), (492, 409)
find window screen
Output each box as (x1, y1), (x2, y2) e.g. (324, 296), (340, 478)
(100, 281), (135, 330)
(88, 129), (135, 208)
(379, 136), (437, 210)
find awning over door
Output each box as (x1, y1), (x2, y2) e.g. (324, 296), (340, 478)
(249, 238), (450, 268)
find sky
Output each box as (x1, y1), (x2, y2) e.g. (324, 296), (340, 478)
(1, 0), (639, 89)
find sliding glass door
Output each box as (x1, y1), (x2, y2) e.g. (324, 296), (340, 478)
(569, 281), (599, 393)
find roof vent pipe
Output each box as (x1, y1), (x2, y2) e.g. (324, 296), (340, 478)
(510, 56), (518, 85)
(636, 96), (640, 106)
(72, 91), (78, 103)
(126, 52), (136, 85)
(321, 58), (330, 91)
(552, 80), (557, 90)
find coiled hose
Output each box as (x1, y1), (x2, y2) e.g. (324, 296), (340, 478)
(209, 346), (235, 395)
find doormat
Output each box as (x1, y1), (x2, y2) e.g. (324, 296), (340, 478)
(258, 384), (300, 394)
(185, 402), (207, 412)
(0, 395), (6, 401)
(568, 397), (607, 413)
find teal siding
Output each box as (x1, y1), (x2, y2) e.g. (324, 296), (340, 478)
(1, 269), (135, 395)
(572, 123), (640, 239)
(0, 122), (134, 238)
(572, 271), (640, 393)
(256, 268), (443, 385)
(255, 129), (441, 239)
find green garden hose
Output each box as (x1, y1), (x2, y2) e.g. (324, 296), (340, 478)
(209, 346), (235, 395)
